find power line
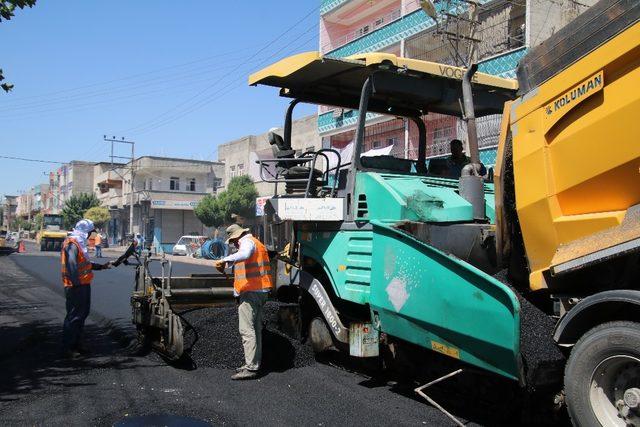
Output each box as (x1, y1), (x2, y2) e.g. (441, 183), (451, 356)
(0, 155), (67, 164)
(3, 46), (260, 105)
(129, 22), (320, 137)
(117, 4), (320, 136)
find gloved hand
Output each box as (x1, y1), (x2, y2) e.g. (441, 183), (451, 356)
(214, 260), (226, 274)
(102, 261), (112, 270)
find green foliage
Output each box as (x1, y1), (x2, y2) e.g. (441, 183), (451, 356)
(218, 176), (258, 222)
(10, 217), (31, 231)
(84, 206), (110, 227)
(62, 193), (100, 230)
(194, 176), (258, 227)
(194, 194), (224, 228)
(0, 0), (35, 21)
(33, 212), (43, 230)
(1, 1), (36, 92)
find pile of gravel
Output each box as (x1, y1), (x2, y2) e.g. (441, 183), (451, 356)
(180, 301), (315, 371)
(493, 269), (565, 389)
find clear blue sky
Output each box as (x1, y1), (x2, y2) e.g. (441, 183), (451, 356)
(0, 0), (319, 197)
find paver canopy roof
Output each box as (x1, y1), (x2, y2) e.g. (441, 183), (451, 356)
(250, 51), (518, 118)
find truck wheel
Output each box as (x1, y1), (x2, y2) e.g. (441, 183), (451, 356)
(564, 321), (640, 427)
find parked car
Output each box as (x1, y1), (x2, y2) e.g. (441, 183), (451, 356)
(172, 235), (206, 256)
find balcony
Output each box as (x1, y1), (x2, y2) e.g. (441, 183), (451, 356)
(477, 47), (527, 79)
(325, 7), (434, 57)
(323, 7), (402, 52)
(321, 0), (352, 15)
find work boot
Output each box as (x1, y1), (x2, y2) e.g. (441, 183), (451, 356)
(231, 369), (258, 380)
(235, 365), (247, 373)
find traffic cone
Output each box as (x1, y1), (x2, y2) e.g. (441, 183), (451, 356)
(18, 240), (25, 253)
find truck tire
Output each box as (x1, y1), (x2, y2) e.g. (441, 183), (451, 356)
(564, 321), (640, 427)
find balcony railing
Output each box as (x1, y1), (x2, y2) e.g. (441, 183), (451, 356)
(321, 0), (352, 15)
(323, 8), (402, 52)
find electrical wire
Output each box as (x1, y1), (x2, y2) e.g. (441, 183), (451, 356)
(116, 3), (320, 136)
(129, 23), (320, 137)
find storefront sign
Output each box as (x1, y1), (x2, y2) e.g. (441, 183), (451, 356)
(150, 199), (199, 210)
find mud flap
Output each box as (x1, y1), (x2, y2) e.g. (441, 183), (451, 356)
(275, 260), (349, 343)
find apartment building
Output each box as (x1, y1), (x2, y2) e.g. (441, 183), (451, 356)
(45, 160), (96, 214)
(94, 156), (224, 252)
(2, 195), (18, 229)
(318, 0), (596, 167)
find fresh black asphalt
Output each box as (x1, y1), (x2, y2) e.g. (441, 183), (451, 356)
(0, 244), (569, 426)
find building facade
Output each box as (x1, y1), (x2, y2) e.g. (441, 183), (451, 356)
(94, 156), (224, 252)
(2, 196), (18, 229)
(43, 160), (96, 215)
(318, 0), (596, 168)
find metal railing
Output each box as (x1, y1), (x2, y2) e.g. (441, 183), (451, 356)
(322, 8), (402, 52)
(255, 149), (342, 198)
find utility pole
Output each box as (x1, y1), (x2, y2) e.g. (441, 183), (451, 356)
(104, 136), (135, 236)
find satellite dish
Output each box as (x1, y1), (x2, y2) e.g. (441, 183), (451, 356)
(419, 0), (438, 20)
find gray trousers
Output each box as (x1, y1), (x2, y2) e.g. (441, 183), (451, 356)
(238, 291), (268, 371)
(63, 285), (91, 351)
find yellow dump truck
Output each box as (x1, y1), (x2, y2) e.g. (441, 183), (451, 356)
(37, 214), (67, 251)
(494, 0), (640, 424)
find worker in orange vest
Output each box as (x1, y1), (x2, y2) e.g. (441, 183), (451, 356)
(94, 230), (103, 258)
(214, 224), (273, 380)
(61, 219), (111, 358)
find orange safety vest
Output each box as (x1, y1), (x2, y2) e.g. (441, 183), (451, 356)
(94, 234), (102, 245)
(61, 239), (94, 287)
(233, 236), (273, 294)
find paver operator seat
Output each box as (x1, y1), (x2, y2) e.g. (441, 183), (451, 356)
(268, 131), (322, 195)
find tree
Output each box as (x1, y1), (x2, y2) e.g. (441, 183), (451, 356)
(33, 212), (43, 230)
(62, 193), (100, 230)
(217, 176), (258, 222)
(194, 176), (258, 227)
(194, 194), (224, 228)
(84, 206), (110, 228)
(1, 1), (36, 92)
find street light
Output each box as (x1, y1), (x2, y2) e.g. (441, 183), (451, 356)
(420, 0), (438, 21)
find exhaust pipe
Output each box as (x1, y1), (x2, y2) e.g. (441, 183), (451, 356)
(460, 63), (486, 220)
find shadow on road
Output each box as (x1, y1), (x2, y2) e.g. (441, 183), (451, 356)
(0, 317), (142, 403)
(313, 348), (569, 426)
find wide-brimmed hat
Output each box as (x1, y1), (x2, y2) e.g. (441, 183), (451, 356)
(225, 224), (249, 244)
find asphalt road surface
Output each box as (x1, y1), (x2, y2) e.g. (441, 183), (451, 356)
(0, 245), (567, 426)
(11, 242), (216, 333)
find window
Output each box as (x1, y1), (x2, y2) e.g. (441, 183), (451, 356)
(237, 163), (244, 176)
(213, 177), (223, 191)
(229, 165), (236, 178)
(188, 178), (196, 192)
(372, 140), (381, 149)
(148, 179), (153, 191)
(387, 137), (398, 146)
(170, 177), (180, 191)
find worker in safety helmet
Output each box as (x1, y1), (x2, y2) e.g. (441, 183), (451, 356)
(447, 139), (486, 179)
(214, 224), (273, 380)
(60, 219), (111, 358)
